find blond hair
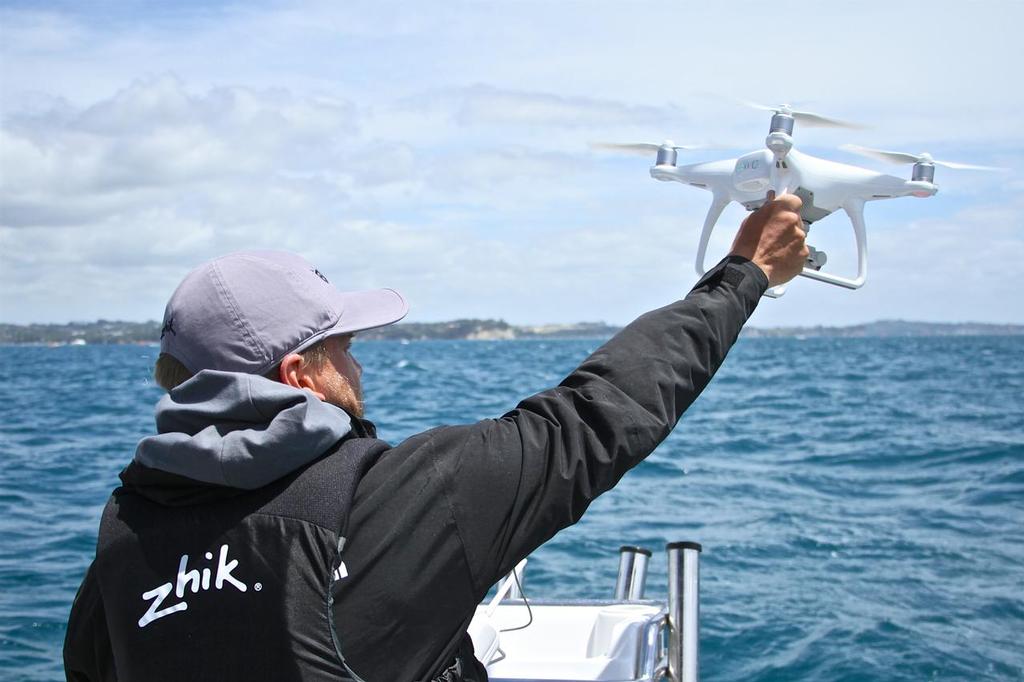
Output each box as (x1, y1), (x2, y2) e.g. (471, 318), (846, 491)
(154, 339), (335, 391)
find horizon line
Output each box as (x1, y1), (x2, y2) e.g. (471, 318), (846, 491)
(1, 318), (1022, 330)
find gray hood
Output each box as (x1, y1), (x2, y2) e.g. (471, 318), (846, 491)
(134, 370), (352, 489)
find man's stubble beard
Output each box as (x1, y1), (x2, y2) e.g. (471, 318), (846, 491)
(320, 369), (364, 419)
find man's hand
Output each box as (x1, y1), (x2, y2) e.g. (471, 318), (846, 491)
(729, 192), (809, 287)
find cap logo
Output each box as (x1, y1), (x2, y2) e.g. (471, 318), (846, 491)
(312, 269), (329, 284)
(160, 317), (177, 339)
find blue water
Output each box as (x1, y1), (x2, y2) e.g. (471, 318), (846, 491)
(1, 337), (1023, 681)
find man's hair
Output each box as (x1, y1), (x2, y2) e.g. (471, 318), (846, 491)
(154, 339), (334, 391)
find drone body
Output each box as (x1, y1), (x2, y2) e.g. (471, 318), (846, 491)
(655, 147), (936, 214)
(650, 143), (937, 295)
(596, 105), (994, 297)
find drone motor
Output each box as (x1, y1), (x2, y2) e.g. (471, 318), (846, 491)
(768, 112), (795, 137)
(656, 145), (678, 167)
(911, 161), (935, 183)
(765, 113), (796, 161)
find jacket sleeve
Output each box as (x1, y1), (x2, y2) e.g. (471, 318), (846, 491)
(64, 562), (116, 682)
(424, 255), (768, 594)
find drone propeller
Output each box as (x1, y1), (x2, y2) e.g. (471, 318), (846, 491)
(589, 141), (708, 157)
(840, 144), (1005, 171)
(743, 101), (864, 130)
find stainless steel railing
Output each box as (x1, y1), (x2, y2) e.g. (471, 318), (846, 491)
(666, 541), (701, 682)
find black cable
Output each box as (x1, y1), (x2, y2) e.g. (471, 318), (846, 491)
(498, 570), (534, 633)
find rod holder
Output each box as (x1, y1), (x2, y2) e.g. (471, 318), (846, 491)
(667, 541), (702, 682)
(613, 545), (651, 600)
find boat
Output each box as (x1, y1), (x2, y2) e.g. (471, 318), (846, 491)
(468, 542), (702, 682)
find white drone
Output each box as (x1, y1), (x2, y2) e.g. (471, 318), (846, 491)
(595, 103), (1000, 297)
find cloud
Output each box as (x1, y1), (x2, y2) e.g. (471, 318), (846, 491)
(0, 2), (1022, 325)
(0, 76), (629, 322)
(0, 75), (364, 228)
(396, 84), (685, 131)
(0, 8), (88, 53)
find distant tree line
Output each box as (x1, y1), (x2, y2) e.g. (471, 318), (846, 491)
(0, 320), (162, 344)
(1, 319), (1021, 345)
(0, 319), (623, 344)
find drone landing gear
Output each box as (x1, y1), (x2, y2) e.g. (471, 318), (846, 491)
(695, 187), (867, 298)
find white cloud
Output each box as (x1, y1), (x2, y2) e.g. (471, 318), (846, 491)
(0, 1), (1022, 325)
(0, 8), (88, 53)
(0, 76), (363, 228)
(397, 84), (685, 131)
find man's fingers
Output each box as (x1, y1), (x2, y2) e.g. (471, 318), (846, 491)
(763, 192), (802, 213)
(776, 193), (803, 212)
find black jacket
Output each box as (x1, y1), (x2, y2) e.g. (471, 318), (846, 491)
(65, 255), (767, 681)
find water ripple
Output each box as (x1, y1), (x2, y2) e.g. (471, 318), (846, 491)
(1, 337), (1022, 680)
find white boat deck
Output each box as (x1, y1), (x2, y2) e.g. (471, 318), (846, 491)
(470, 599), (667, 682)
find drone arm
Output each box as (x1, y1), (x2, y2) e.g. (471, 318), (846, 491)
(761, 157), (795, 298)
(768, 162), (792, 198)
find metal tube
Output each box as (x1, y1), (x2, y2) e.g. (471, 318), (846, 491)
(614, 546), (637, 599)
(614, 546), (652, 600)
(640, 615), (664, 681)
(627, 549), (650, 600)
(681, 545), (701, 681)
(667, 541), (702, 682)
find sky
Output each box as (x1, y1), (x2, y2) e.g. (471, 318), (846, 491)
(1, 0), (1022, 328)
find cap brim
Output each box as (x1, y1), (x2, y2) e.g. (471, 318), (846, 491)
(285, 288), (409, 360)
(331, 287), (410, 335)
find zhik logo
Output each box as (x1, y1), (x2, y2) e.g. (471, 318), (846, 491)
(138, 544), (250, 628)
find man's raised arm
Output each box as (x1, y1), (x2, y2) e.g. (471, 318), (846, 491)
(431, 193), (808, 590)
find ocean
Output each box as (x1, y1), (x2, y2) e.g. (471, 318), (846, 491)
(1, 336), (1022, 681)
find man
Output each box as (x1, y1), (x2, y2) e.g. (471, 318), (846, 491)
(64, 195), (808, 681)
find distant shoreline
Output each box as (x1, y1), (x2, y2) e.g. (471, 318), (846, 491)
(1, 319), (1022, 345)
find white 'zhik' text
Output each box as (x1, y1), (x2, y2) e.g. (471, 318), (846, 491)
(138, 544), (248, 628)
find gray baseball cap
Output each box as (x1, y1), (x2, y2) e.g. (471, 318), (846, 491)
(159, 250), (408, 375)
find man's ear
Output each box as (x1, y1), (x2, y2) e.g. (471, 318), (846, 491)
(277, 353), (327, 401)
